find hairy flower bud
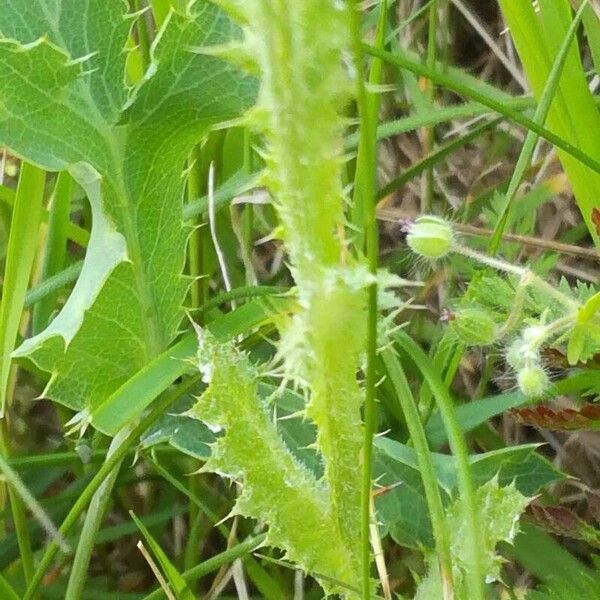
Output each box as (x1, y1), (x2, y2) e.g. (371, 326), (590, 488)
(406, 215), (454, 259)
(517, 364), (550, 398)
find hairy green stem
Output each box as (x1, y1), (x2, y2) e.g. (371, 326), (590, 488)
(228, 3), (366, 589)
(452, 243), (578, 309)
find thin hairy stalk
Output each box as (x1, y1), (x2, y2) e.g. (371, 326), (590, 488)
(452, 243), (578, 308)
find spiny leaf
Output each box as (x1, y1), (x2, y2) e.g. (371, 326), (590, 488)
(375, 437), (562, 549)
(189, 330), (359, 598)
(416, 478), (531, 599)
(511, 404), (600, 431)
(0, 1), (256, 423)
(0, 0), (130, 125)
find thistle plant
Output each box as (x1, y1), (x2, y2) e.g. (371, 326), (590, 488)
(189, 0), (373, 595)
(405, 215), (600, 398)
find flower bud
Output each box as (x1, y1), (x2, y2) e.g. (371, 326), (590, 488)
(506, 333), (543, 371)
(449, 307), (498, 346)
(517, 364), (549, 398)
(406, 215), (454, 259)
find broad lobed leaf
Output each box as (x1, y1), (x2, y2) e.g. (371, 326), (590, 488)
(0, 0), (256, 420)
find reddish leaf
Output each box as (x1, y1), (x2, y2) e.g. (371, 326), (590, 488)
(540, 347), (600, 370)
(526, 504), (600, 548)
(592, 207), (600, 236)
(526, 504), (580, 536)
(587, 490), (600, 524)
(510, 404), (600, 431)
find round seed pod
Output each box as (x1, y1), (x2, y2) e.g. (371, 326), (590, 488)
(517, 364), (550, 398)
(449, 307), (498, 346)
(406, 215), (454, 259)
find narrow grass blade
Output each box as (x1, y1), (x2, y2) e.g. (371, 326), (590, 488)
(142, 534), (266, 600)
(499, 0), (600, 247)
(91, 296), (289, 435)
(130, 511), (195, 600)
(349, 3), (384, 597)
(0, 182), (88, 247)
(0, 453), (68, 553)
(363, 43), (600, 178)
(32, 171), (72, 333)
(345, 98), (532, 150)
(490, 0), (591, 253)
(378, 116), (501, 199)
(381, 347), (453, 594)
(22, 376), (200, 600)
(0, 162), (45, 414)
(394, 330), (485, 600)
(425, 371), (599, 448)
(351, 0), (386, 251)
(0, 575), (20, 600)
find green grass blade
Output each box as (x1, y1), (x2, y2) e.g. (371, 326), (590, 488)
(377, 116), (501, 199)
(499, 0), (600, 247)
(0, 162), (45, 413)
(0, 453), (67, 553)
(349, 3), (383, 596)
(490, 0), (591, 253)
(345, 98), (532, 150)
(362, 42), (600, 178)
(22, 377), (200, 600)
(0, 182), (88, 248)
(508, 522), (600, 597)
(141, 534), (266, 600)
(381, 347), (453, 592)
(425, 370), (600, 449)
(394, 330), (485, 600)
(0, 574), (20, 600)
(32, 171), (72, 333)
(130, 511), (195, 600)
(91, 296), (289, 435)
(351, 0), (386, 251)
